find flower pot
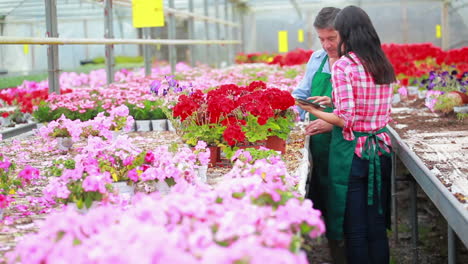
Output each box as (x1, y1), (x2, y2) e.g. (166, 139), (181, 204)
(68, 202), (97, 214)
(56, 137), (73, 151)
(112, 130), (123, 141)
(168, 121), (176, 132)
(136, 120), (152, 132)
(454, 105), (468, 114)
(0, 117), (11, 127)
(418, 89), (427, 99)
(151, 119), (168, 131)
(266, 135), (286, 154)
(392, 94), (401, 105)
(407, 86), (419, 100)
(208, 146), (221, 167)
(448, 91), (468, 105)
(112, 181), (135, 200)
(154, 179), (171, 194)
(197, 165), (208, 183)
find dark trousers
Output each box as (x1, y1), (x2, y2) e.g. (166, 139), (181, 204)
(344, 154), (391, 264)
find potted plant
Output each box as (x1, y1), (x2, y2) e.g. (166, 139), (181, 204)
(0, 155), (20, 219)
(98, 148), (146, 198)
(44, 157), (112, 212)
(172, 81), (296, 160)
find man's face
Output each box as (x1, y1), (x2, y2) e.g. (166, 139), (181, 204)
(316, 28), (340, 59)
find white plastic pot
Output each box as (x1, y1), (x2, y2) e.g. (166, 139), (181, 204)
(407, 86), (419, 100)
(136, 120), (152, 131)
(453, 105), (468, 114)
(197, 165), (208, 183)
(151, 119), (168, 131)
(154, 180), (171, 194)
(112, 181), (135, 200)
(56, 137), (73, 151)
(392, 94), (401, 105)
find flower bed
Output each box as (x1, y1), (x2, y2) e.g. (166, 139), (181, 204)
(0, 121), (316, 263)
(391, 99), (468, 206)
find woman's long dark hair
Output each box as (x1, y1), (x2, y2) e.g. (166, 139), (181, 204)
(334, 6), (396, 84)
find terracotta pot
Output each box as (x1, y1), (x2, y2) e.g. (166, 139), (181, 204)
(448, 91), (468, 105)
(208, 146), (220, 167)
(265, 136), (286, 154)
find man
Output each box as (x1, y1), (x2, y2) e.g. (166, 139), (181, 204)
(292, 7), (346, 264)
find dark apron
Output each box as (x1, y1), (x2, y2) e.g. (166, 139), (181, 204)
(306, 56), (333, 218)
(326, 126), (392, 240)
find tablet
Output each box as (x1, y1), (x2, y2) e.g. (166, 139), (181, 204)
(295, 98), (326, 109)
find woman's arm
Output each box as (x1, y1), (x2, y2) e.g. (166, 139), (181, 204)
(295, 103), (345, 127)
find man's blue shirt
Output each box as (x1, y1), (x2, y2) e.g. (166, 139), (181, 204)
(292, 49), (331, 120)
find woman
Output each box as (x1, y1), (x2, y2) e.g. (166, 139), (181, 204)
(297, 5), (395, 264)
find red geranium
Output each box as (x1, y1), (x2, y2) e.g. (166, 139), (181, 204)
(173, 80), (296, 147)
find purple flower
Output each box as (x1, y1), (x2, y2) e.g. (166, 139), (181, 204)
(150, 80), (161, 94)
(166, 75), (178, 88)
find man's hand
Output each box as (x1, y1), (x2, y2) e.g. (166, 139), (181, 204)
(305, 119), (333, 136)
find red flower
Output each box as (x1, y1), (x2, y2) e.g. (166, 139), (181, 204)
(1, 112), (9, 118)
(223, 123), (246, 146)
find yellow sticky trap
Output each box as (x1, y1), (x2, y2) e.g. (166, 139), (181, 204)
(9, 189), (16, 195)
(23, 44), (29, 54)
(298, 29), (304, 43)
(111, 173), (118, 182)
(436, 24), (442, 39)
(278, 31), (288, 53)
(132, 0), (165, 28)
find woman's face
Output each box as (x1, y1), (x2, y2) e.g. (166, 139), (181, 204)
(316, 28), (340, 59)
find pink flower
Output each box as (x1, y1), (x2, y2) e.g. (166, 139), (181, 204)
(127, 169), (139, 182)
(0, 194), (11, 209)
(144, 151), (155, 163)
(18, 165), (41, 184)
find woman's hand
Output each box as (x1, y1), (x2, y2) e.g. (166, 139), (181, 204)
(308, 96), (332, 108)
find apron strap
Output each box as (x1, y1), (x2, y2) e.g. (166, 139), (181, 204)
(354, 127), (391, 214)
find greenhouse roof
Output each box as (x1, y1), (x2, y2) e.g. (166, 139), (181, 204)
(0, 0), (465, 21)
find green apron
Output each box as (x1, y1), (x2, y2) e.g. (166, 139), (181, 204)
(326, 125), (392, 240)
(307, 56), (333, 217)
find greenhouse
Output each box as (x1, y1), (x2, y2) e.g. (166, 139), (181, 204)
(0, 0), (467, 263)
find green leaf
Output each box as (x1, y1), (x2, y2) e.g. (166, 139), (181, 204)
(165, 177), (176, 187)
(76, 199), (84, 209)
(73, 238), (82, 246)
(84, 195), (93, 209)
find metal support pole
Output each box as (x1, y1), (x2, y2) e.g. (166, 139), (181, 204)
(215, 0), (220, 68)
(401, 0), (409, 43)
(45, 0), (60, 94)
(409, 176), (419, 264)
(448, 225), (456, 264)
(441, 0), (450, 50)
(231, 4), (238, 56)
(104, 0), (115, 85)
(392, 154), (399, 244)
(168, 0), (176, 73)
(30, 23), (35, 69)
(203, 0), (210, 66)
(188, 0), (195, 67)
(83, 20), (89, 59)
(239, 7), (245, 54)
(224, 0), (230, 65)
(143, 28), (151, 77)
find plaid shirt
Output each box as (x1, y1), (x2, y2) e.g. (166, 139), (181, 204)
(331, 52), (393, 157)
